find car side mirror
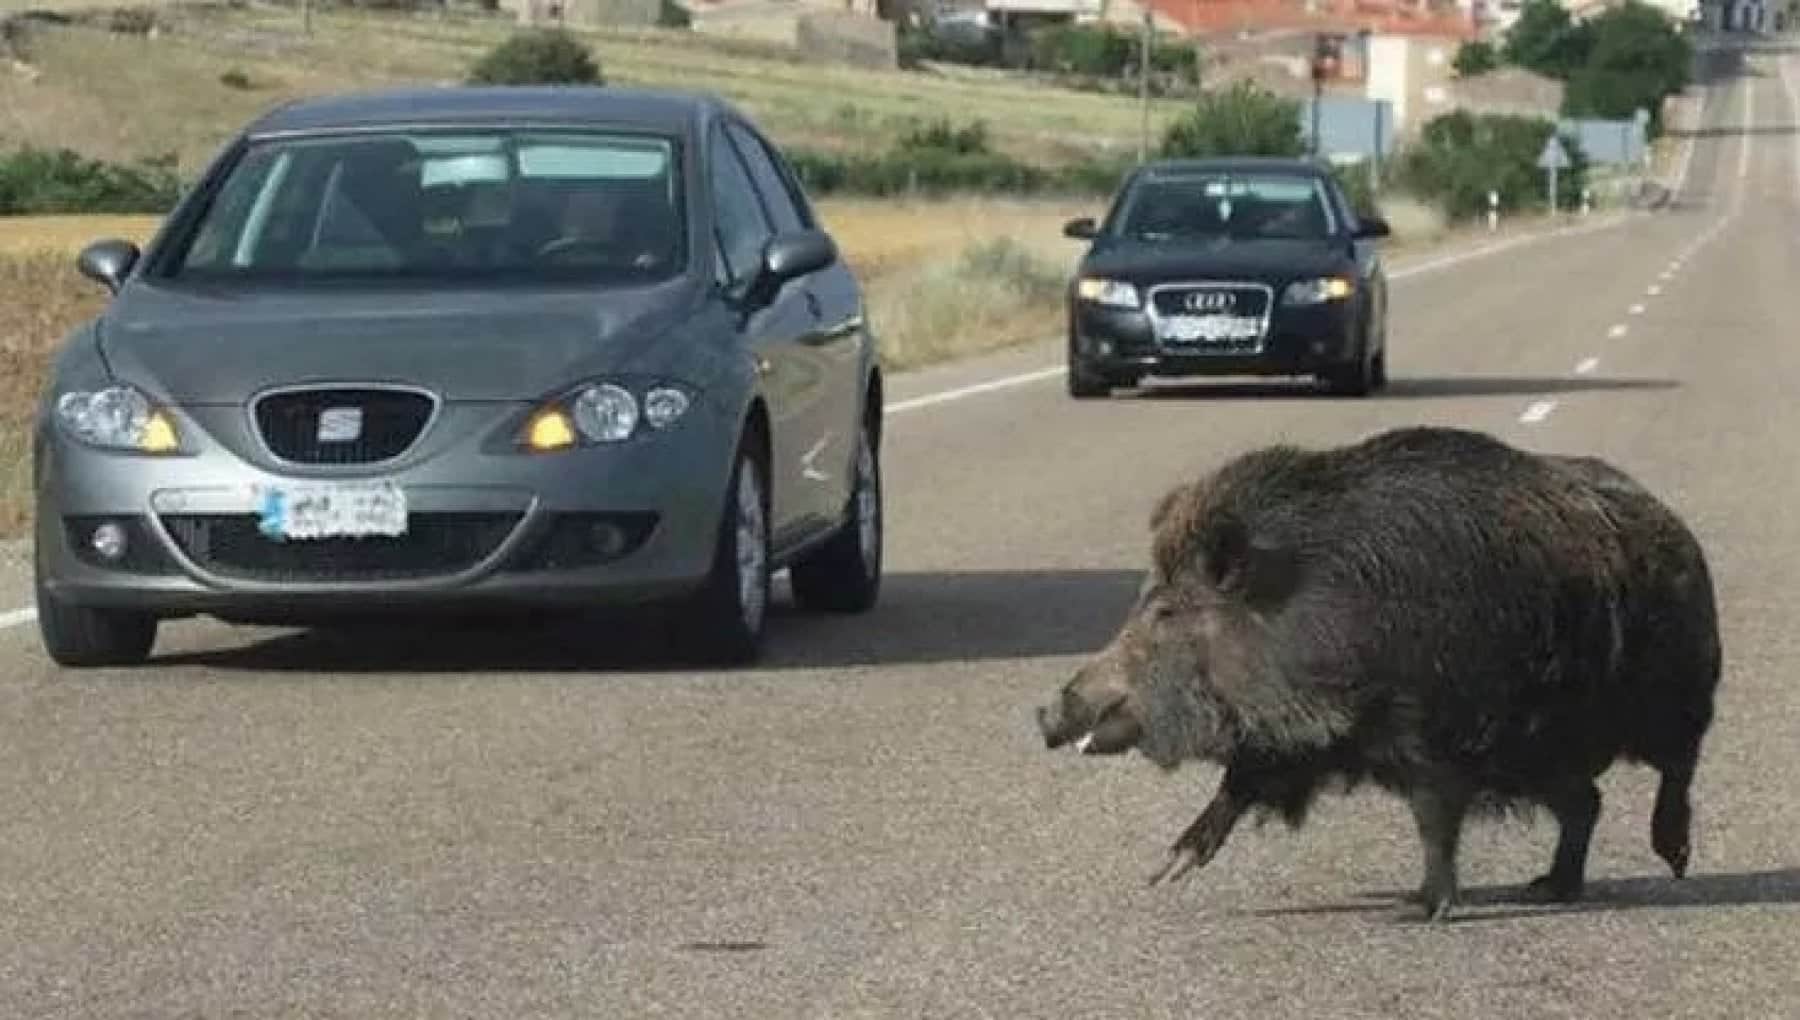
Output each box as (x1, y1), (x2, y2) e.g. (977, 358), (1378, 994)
(1063, 217), (1098, 240)
(745, 229), (836, 309)
(1353, 216), (1391, 240)
(77, 238), (141, 293)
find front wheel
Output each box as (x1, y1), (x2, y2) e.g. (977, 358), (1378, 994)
(678, 440), (771, 665)
(790, 420), (882, 614)
(35, 566), (157, 669)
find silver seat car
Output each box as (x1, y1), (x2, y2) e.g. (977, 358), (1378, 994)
(34, 85), (885, 668)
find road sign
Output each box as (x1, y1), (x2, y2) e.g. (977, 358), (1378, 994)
(1537, 134), (1571, 171)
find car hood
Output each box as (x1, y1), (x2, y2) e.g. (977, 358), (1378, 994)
(96, 280), (700, 404)
(1080, 238), (1354, 285)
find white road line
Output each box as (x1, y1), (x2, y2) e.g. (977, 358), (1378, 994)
(886, 366), (1066, 415)
(1647, 284), (1662, 296)
(0, 608), (37, 630)
(1575, 357), (1599, 375)
(1519, 400), (1558, 424)
(1739, 62), (1756, 183)
(1609, 324), (1629, 339)
(1630, 303), (1646, 314)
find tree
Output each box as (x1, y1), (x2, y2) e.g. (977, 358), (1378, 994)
(467, 27), (604, 86)
(1502, 0), (1593, 79)
(1560, 0), (1692, 134)
(1160, 80), (1305, 159)
(1454, 40), (1499, 77)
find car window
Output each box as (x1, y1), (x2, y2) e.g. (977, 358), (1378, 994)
(709, 124), (775, 287)
(724, 121), (809, 234)
(160, 129), (687, 286)
(1114, 172), (1340, 242)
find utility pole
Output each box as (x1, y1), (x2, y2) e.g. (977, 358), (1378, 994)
(302, 0), (312, 35)
(1139, 8), (1153, 164)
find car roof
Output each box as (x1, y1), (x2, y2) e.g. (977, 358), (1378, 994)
(243, 85), (731, 139)
(1135, 156), (1331, 178)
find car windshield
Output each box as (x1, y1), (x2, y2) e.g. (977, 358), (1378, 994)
(1113, 172), (1339, 243)
(164, 128), (687, 285)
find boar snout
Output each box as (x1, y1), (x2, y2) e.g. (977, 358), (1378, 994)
(1037, 666), (1142, 756)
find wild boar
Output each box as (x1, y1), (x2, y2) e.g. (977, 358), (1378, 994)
(1035, 425), (1722, 922)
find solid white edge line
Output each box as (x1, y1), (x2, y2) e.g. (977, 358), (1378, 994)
(0, 608), (38, 629)
(885, 366), (1066, 414)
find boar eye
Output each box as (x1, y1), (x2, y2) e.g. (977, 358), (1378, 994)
(1151, 602), (1178, 621)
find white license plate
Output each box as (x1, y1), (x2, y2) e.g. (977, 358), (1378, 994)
(1158, 314), (1263, 343)
(252, 480), (409, 541)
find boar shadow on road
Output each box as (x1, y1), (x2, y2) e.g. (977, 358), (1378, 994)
(1128, 375), (1678, 401)
(1247, 867), (1800, 924)
(145, 568), (1148, 675)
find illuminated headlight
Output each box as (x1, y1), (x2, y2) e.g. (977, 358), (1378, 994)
(54, 385), (182, 453)
(1076, 278), (1142, 310)
(522, 380), (696, 452)
(1282, 277), (1355, 305)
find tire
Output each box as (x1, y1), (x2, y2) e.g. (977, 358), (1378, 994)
(34, 564), (157, 668)
(1321, 333), (1375, 397)
(1371, 347), (1389, 390)
(679, 437), (771, 665)
(1068, 358), (1111, 398)
(790, 418), (882, 614)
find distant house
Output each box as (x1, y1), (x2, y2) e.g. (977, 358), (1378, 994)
(1364, 32), (1563, 137)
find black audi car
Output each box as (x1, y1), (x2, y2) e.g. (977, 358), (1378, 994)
(1062, 157), (1392, 398)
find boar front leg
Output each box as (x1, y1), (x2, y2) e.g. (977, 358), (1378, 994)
(1147, 779), (1245, 887)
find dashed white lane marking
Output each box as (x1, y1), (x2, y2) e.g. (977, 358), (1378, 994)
(1630, 303), (1646, 315)
(1608, 324), (1629, 339)
(1519, 400), (1559, 424)
(0, 608), (37, 630)
(1575, 357), (1600, 375)
(1647, 284), (1663, 296)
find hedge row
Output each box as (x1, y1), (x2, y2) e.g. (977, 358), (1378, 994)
(0, 147), (181, 216)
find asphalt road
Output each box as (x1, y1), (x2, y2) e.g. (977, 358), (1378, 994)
(4, 37), (1799, 1020)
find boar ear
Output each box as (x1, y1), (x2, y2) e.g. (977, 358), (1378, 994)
(1206, 517), (1302, 608)
(1148, 482), (1191, 534)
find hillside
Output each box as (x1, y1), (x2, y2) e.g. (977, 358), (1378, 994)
(0, 2), (1192, 176)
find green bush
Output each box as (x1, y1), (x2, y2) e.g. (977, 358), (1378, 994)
(1160, 80), (1306, 159)
(466, 27), (604, 86)
(0, 147), (182, 215)
(1395, 110), (1587, 220)
(1454, 40), (1499, 77)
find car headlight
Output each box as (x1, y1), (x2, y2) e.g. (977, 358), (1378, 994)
(522, 380), (696, 452)
(1282, 277), (1355, 305)
(1075, 277), (1142, 310)
(54, 384), (182, 454)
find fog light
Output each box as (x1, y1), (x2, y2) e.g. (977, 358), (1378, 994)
(90, 521), (128, 561)
(587, 522), (628, 559)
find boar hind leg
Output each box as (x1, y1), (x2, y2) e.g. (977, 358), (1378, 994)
(1525, 779), (1603, 903)
(1407, 781), (1472, 923)
(1147, 780), (1247, 887)
(1652, 763), (1695, 879)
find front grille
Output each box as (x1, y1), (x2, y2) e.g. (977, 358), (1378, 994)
(160, 512), (521, 583)
(252, 387), (435, 466)
(1149, 284), (1272, 319)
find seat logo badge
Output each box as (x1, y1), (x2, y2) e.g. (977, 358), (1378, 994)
(317, 407), (364, 444)
(1185, 291), (1234, 313)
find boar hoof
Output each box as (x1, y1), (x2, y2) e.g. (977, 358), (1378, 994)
(1524, 872), (1585, 904)
(1146, 847), (1205, 887)
(1420, 892), (1458, 923)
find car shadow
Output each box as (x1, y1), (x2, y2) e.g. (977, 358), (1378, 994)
(1242, 867), (1800, 925)
(146, 567), (1147, 675)
(1125, 375), (1679, 401)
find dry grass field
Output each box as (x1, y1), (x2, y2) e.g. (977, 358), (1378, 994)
(0, 5), (1180, 175)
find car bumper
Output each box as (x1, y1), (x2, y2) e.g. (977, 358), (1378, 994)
(1070, 299), (1360, 378)
(35, 400), (739, 620)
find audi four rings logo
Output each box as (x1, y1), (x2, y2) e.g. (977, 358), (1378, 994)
(1184, 291), (1235, 313)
